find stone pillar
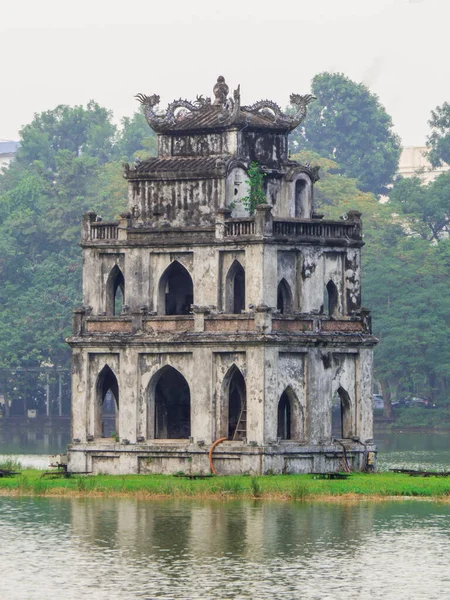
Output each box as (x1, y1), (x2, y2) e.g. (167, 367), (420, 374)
(306, 348), (332, 444)
(254, 304), (272, 333)
(215, 207), (232, 239)
(82, 211), (96, 241)
(246, 346), (265, 445)
(346, 210), (362, 239)
(357, 348), (374, 443)
(72, 308), (86, 335)
(191, 305), (210, 332)
(255, 204), (273, 236)
(118, 211), (131, 241)
(191, 348), (213, 444)
(70, 349), (88, 443)
(119, 350), (137, 444)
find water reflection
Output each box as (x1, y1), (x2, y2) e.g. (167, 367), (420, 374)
(2, 497), (448, 599)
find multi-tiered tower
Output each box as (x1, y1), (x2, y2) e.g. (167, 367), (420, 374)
(67, 77), (377, 475)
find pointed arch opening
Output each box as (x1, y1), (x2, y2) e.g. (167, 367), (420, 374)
(225, 260), (245, 314)
(293, 175), (311, 217)
(95, 365), (119, 439)
(159, 261), (193, 316)
(337, 386), (353, 439)
(148, 366), (191, 439)
(325, 280), (339, 317)
(277, 279), (293, 314)
(277, 391), (292, 440)
(220, 365), (247, 441)
(277, 387), (304, 442)
(106, 265), (125, 316)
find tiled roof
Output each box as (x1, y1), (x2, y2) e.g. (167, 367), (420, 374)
(162, 107), (291, 133)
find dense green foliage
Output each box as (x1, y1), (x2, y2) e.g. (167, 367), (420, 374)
(0, 103), (155, 410)
(290, 72), (401, 195)
(1, 470), (450, 499)
(426, 101), (450, 167)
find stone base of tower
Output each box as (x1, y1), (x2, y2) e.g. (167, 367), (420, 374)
(67, 440), (377, 476)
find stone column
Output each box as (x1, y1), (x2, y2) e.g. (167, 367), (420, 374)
(215, 207), (232, 239)
(117, 211), (131, 241)
(306, 348), (333, 444)
(82, 211), (96, 241)
(246, 345), (265, 445)
(254, 204), (273, 237)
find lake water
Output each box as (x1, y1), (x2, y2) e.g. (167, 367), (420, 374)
(1, 422), (450, 598)
(1, 497), (450, 599)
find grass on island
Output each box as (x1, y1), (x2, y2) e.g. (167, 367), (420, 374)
(1, 459), (450, 501)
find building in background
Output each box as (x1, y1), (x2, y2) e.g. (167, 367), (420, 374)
(0, 139), (19, 170)
(398, 146), (449, 183)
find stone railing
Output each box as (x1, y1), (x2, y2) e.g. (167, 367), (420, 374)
(272, 219), (358, 239)
(224, 219), (255, 237)
(89, 221), (119, 240)
(217, 206), (362, 242)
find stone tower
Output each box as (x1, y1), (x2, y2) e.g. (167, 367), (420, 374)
(67, 77), (377, 475)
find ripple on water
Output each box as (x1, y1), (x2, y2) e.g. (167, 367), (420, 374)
(0, 498), (449, 600)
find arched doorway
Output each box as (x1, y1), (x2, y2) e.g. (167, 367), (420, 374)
(325, 280), (339, 317)
(337, 386), (353, 439)
(277, 391), (291, 440)
(159, 261), (193, 315)
(225, 260), (245, 314)
(151, 366), (191, 439)
(95, 365), (119, 438)
(106, 265), (124, 316)
(227, 367), (246, 440)
(277, 279), (293, 314)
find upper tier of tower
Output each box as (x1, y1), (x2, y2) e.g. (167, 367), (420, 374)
(123, 77), (318, 227)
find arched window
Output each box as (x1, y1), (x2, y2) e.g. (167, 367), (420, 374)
(159, 261), (193, 315)
(337, 386), (353, 439)
(225, 260), (245, 314)
(106, 265), (125, 316)
(151, 366), (191, 439)
(325, 280), (339, 317)
(277, 391), (291, 440)
(277, 279), (293, 314)
(224, 366), (246, 440)
(95, 365), (119, 438)
(294, 177), (311, 217)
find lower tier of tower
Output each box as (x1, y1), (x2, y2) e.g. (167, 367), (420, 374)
(67, 335), (376, 474)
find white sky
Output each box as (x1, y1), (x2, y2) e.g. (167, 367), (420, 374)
(1, 0), (448, 146)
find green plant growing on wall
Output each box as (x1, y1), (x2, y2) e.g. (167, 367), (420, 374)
(242, 162), (266, 215)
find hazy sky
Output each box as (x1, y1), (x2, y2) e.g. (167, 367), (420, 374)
(1, 0), (448, 146)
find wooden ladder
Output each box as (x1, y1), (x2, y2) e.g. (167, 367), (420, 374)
(233, 400), (247, 441)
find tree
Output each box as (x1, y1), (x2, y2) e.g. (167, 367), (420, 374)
(290, 73), (402, 196)
(426, 101), (450, 167)
(389, 172), (450, 242)
(0, 102), (130, 374)
(117, 111), (157, 161)
(17, 101), (117, 169)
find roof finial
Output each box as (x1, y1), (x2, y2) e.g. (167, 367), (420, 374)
(213, 76), (229, 106)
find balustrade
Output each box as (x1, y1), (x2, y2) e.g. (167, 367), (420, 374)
(89, 222), (119, 240)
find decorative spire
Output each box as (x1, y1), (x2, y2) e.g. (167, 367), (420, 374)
(213, 76), (229, 106)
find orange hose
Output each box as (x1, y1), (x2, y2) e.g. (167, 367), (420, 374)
(208, 437), (227, 475)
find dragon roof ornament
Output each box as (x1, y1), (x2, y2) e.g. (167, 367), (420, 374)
(136, 77), (315, 133)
